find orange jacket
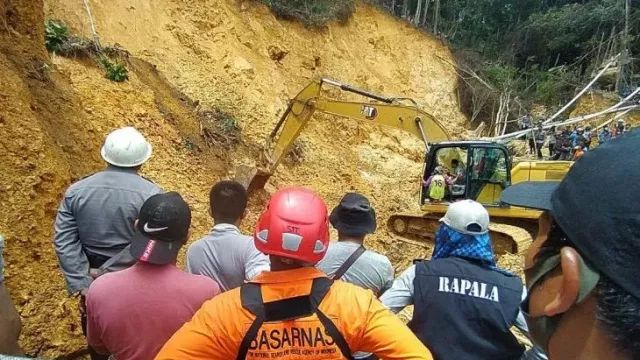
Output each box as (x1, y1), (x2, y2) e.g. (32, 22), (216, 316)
(155, 267), (433, 360)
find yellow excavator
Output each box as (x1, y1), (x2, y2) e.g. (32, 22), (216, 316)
(236, 78), (572, 255)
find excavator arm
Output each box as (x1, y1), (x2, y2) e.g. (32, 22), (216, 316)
(237, 78), (451, 190)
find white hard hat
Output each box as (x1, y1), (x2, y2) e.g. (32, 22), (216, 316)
(439, 199), (490, 235)
(100, 127), (152, 167)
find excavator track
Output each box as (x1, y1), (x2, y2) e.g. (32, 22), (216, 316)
(387, 214), (533, 255)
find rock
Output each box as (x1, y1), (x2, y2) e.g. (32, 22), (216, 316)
(228, 57), (255, 78)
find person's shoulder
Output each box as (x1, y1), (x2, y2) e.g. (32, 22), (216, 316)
(180, 272), (222, 294)
(363, 249), (392, 267)
(87, 269), (130, 298)
(330, 279), (376, 300)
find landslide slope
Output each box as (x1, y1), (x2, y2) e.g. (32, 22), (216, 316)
(3, 0), (467, 356)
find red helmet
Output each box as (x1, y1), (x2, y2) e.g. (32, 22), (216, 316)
(254, 187), (329, 264)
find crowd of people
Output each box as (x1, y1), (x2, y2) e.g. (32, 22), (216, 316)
(521, 115), (633, 161)
(0, 125), (639, 360)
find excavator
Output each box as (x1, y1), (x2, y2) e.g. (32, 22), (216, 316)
(236, 78), (573, 255)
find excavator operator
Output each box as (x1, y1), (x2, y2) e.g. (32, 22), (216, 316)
(155, 187), (434, 360)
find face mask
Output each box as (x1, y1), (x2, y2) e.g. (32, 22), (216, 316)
(520, 252), (600, 353)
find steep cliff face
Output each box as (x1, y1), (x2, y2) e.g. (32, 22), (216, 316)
(2, 0), (467, 356)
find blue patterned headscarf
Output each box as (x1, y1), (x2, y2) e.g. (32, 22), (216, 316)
(432, 223), (513, 275)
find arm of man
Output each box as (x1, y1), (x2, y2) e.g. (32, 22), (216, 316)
(355, 295), (433, 360)
(85, 289), (110, 355)
(244, 242), (270, 281)
(154, 299), (238, 360)
(377, 258), (395, 297)
(380, 265), (416, 313)
(0, 238), (23, 356)
(53, 193), (92, 295)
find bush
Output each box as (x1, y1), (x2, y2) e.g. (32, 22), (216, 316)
(45, 19), (69, 52)
(199, 108), (242, 149)
(100, 57), (129, 82)
(258, 0), (355, 27)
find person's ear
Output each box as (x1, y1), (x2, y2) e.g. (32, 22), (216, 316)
(133, 219), (139, 232)
(543, 247), (581, 316)
(208, 207), (213, 218)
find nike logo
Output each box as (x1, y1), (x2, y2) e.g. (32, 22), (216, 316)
(143, 223), (169, 233)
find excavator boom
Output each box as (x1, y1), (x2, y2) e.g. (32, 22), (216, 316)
(237, 78), (450, 190)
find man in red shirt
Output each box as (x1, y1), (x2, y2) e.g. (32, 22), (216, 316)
(85, 192), (221, 360)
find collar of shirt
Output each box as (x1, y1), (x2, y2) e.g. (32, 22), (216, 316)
(105, 165), (139, 174)
(212, 223), (241, 233)
(251, 267), (326, 284)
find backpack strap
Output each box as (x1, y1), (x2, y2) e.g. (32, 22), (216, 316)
(236, 284), (266, 360)
(332, 246), (366, 281)
(236, 277), (354, 360)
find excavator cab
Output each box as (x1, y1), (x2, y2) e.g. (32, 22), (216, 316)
(421, 142), (511, 207)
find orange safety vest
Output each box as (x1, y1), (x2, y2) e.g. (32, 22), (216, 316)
(155, 268), (433, 360)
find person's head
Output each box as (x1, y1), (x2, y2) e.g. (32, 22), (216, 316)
(101, 126), (152, 170)
(130, 192), (192, 265)
(433, 200), (497, 264)
(501, 129), (640, 359)
(209, 180), (248, 225)
(585, 125), (591, 131)
(451, 159), (459, 168)
(577, 127), (584, 134)
(329, 193), (376, 241)
(603, 125), (609, 131)
(254, 187), (329, 271)
(435, 166), (445, 175)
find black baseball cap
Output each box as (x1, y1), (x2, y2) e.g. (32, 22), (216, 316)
(500, 128), (640, 299)
(330, 193), (377, 236)
(130, 192), (191, 265)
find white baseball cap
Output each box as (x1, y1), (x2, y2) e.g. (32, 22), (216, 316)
(439, 200), (490, 235)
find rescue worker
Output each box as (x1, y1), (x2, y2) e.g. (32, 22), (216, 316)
(450, 159), (465, 184)
(85, 192), (221, 360)
(552, 129), (572, 161)
(185, 180), (270, 291)
(500, 129), (640, 359)
(598, 125), (612, 144)
(615, 119), (625, 137)
(0, 235), (22, 356)
(534, 124), (546, 159)
(571, 145), (585, 161)
(583, 125), (593, 149)
(380, 200), (527, 360)
(423, 166), (453, 202)
(53, 126), (162, 360)
(547, 126), (557, 158)
(155, 187), (434, 360)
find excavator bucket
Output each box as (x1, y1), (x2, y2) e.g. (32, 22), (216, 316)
(234, 164), (273, 191)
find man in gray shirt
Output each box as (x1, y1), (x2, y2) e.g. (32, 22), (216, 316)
(186, 180), (269, 292)
(317, 193), (394, 360)
(317, 193), (394, 295)
(53, 127), (161, 360)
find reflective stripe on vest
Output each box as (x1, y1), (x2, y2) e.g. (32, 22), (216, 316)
(236, 277), (354, 360)
(429, 175), (446, 199)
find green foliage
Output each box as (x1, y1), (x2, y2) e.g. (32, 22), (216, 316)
(258, 0), (355, 26)
(485, 65), (520, 90)
(45, 19), (69, 52)
(219, 113), (240, 133)
(100, 57), (129, 82)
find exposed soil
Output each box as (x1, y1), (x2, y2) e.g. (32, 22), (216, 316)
(0, 0), (527, 357)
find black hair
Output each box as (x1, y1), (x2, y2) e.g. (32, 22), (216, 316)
(536, 222), (640, 357)
(209, 180), (248, 224)
(451, 159), (459, 165)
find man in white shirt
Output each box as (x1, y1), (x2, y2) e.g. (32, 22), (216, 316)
(185, 180), (269, 291)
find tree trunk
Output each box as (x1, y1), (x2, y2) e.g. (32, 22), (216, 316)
(433, 0), (440, 34)
(422, 0), (430, 26)
(391, 0), (397, 15)
(402, 0), (409, 18)
(414, 0), (423, 25)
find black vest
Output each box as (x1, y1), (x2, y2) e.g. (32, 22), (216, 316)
(409, 258), (525, 360)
